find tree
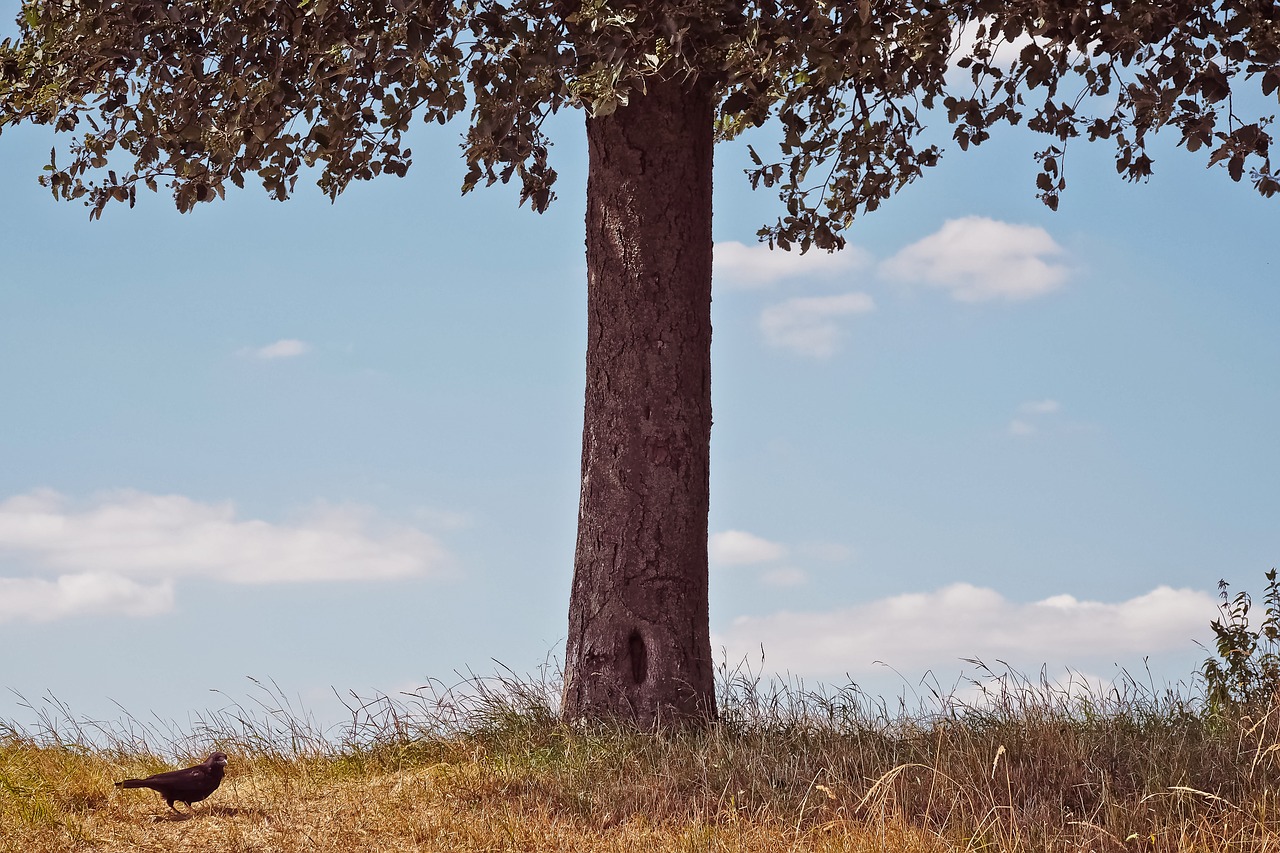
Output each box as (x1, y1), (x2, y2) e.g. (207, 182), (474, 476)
(1, 0), (1276, 727)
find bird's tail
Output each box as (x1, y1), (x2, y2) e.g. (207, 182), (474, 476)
(115, 780), (147, 788)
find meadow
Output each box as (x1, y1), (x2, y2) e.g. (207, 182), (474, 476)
(1, 665), (1277, 852)
(4, 575), (1280, 852)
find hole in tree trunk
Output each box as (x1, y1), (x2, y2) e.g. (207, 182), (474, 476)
(628, 630), (648, 685)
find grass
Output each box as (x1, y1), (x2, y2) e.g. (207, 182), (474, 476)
(3, 664), (1280, 852)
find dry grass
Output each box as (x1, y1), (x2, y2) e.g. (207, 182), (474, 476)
(4, 666), (1280, 852)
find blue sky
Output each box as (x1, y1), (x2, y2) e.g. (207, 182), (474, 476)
(2, 13), (1277, 727)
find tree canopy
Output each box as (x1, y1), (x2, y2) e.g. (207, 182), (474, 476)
(2, 0), (1276, 237)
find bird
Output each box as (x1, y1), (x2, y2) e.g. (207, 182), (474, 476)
(114, 752), (228, 815)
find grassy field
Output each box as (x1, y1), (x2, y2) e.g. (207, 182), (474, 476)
(3, 664), (1280, 853)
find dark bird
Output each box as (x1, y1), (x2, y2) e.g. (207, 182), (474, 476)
(115, 752), (228, 814)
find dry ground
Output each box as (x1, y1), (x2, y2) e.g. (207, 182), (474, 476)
(4, 756), (958, 852)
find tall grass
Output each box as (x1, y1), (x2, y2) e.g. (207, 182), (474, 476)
(3, 659), (1279, 851)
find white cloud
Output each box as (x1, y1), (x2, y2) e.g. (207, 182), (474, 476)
(949, 18), (1038, 77)
(715, 583), (1217, 679)
(880, 216), (1069, 302)
(1020, 399), (1062, 415)
(0, 574), (174, 623)
(245, 339), (311, 359)
(1009, 399), (1062, 437)
(714, 241), (870, 290)
(759, 292), (875, 358)
(949, 18), (1095, 87)
(1008, 419), (1037, 437)
(760, 567), (809, 587)
(0, 489), (449, 588)
(710, 530), (787, 566)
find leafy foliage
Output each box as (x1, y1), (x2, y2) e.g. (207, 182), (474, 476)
(1, 0), (1276, 240)
(1201, 569), (1280, 714)
(948, 0), (1280, 215)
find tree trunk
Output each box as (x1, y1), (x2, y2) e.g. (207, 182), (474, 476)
(561, 76), (716, 728)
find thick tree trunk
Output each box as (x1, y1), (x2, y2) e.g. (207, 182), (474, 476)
(561, 76), (716, 727)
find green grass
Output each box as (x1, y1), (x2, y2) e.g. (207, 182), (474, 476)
(3, 662), (1280, 851)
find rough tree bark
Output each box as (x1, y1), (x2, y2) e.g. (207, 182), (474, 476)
(561, 76), (717, 727)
